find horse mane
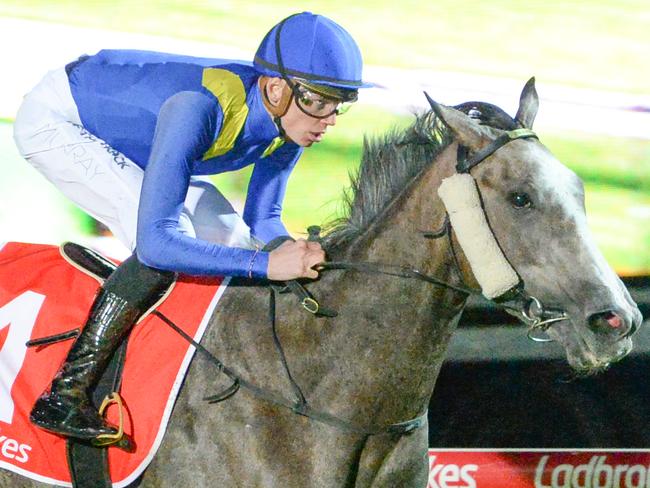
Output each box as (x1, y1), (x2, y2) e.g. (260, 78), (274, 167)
(322, 101), (517, 253)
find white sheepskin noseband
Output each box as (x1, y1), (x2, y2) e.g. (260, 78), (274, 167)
(438, 173), (519, 299)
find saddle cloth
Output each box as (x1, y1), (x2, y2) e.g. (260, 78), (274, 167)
(0, 242), (227, 487)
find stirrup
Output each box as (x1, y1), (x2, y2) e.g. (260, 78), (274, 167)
(91, 392), (134, 451)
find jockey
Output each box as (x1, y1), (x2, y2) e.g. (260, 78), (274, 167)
(13, 12), (370, 442)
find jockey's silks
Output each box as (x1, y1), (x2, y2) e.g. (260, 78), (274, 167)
(67, 49), (303, 278)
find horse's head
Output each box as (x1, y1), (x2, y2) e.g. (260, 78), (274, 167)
(429, 79), (643, 373)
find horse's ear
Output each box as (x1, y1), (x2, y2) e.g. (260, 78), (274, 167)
(515, 77), (539, 129)
(423, 92), (488, 149)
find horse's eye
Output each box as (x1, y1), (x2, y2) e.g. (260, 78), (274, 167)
(510, 192), (532, 209)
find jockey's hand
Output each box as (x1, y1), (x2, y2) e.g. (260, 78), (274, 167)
(267, 239), (325, 281)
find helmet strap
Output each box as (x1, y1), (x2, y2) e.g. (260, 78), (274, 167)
(273, 116), (287, 139)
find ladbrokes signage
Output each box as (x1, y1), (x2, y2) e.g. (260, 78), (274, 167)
(428, 450), (650, 488)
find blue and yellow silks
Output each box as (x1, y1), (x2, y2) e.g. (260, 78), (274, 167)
(66, 49), (302, 278)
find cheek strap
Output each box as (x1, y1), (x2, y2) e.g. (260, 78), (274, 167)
(438, 173), (520, 299)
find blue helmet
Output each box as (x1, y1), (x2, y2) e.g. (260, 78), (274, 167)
(254, 12), (372, 92)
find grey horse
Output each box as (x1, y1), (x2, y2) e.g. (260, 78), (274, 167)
(0, 79), (642, 487)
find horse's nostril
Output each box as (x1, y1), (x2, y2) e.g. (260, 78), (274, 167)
(588, 310), (626, 336)
(603, 312), (622, 329)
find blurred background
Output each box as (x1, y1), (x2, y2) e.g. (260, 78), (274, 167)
(0, 1), (648, 448)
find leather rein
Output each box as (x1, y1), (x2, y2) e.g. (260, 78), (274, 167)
(158, 126), (569, 439)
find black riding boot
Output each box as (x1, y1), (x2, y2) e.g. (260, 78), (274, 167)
(30, 254), (174, 440)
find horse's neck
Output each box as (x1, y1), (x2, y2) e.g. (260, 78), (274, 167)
(308, 143), (471, 422)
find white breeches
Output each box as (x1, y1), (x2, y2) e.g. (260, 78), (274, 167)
(12, 67), (254, 252)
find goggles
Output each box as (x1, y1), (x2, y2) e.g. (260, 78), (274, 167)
(289, 79), (357, 119)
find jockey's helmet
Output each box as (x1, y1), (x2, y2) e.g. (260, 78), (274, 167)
(254, 12), (371, 119)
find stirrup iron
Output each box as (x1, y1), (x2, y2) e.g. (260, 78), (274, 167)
(91, 392), (134, 451)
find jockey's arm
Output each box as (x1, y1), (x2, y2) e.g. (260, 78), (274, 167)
(242, 145), (301, 244)
(136, 91), (270, 278)
(243, 147), (325, 280)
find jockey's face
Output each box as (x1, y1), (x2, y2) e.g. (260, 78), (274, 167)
(260, 77), (337, 147)
(281, 96), (337, 147)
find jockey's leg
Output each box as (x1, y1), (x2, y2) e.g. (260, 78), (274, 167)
(13, 66), (142, 250)
(184, 176), (256, 249)
(30, 253), (174, 440)
(13, 67), (256, 252)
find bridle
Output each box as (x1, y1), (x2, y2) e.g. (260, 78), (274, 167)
(428, 93), (569, 339)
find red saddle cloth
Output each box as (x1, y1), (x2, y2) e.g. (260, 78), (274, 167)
(0, 242), (226, 487)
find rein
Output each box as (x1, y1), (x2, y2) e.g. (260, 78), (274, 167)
(159, 236), (564, 438)
(317, 261), (568, 336)
(153, 309), (427, 436)
(316, 237), (568, 340)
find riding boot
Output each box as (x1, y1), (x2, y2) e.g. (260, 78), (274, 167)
(30, 254), (175, 440)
